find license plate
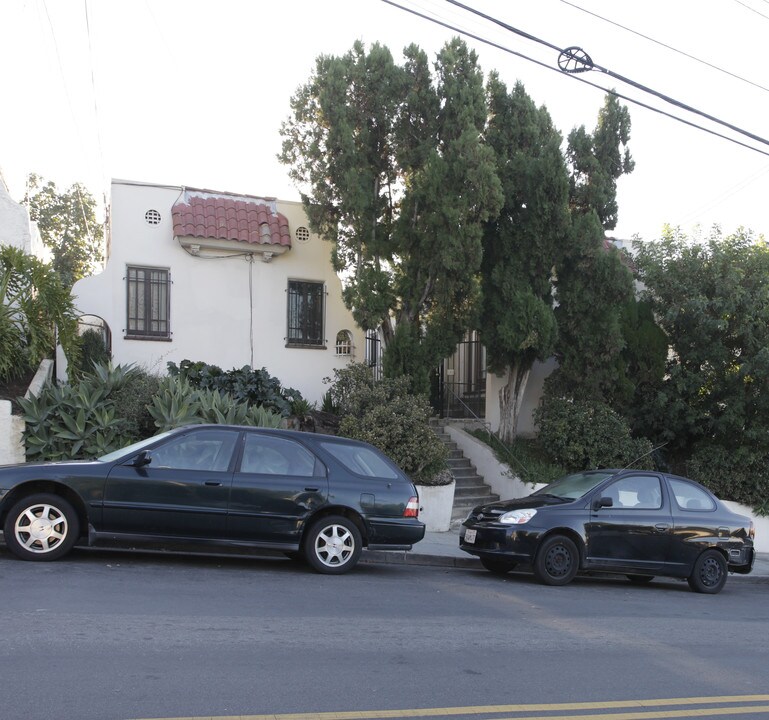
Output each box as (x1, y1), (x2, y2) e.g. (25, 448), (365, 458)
(464, 529), (477, 544)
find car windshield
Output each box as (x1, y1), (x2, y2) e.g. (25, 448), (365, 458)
(532, 470), (615, 500)
(97, 430), (177, 463)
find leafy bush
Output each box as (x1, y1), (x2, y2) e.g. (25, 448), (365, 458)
(78, 328), (111, 372)
(328, 364), (448, 485)
(687, 443), (769, 516)
(110, 367), (162, 439)
(148, 376), (282, 433)
(1, 244), (80, 381)
(167, 360), (303, 417)
(20, 364), (137, 460)
(535, 396), (654, 471)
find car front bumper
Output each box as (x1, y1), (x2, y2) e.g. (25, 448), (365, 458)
(459, 522), (543, 562)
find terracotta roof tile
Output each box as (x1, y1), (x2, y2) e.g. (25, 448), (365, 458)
(172, 189), (291, 247)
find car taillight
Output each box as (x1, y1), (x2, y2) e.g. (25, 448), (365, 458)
(404, 496), (419, 518)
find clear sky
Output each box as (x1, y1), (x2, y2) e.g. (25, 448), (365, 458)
(2, 0), (768, 244)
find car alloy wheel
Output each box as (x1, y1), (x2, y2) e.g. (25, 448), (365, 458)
(304, 515), (362, 574)
(4, 493), (79, 562)
(534, 534), (579, 586)
(688, 549), (728, 594)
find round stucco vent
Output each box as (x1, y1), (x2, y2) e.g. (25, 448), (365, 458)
(145, 209), (162, 225)
(295, 226), (310, 243)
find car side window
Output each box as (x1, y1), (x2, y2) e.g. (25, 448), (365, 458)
(319, 441), (400, 479)
(668, 478), (716, 511)
(149, 429), (238, 472)
(603, 475), (662, 509)
(239, 434), (317, 477)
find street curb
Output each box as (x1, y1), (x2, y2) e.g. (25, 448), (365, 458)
(361, 549), (769, 582)
(361, 549), (481, 569)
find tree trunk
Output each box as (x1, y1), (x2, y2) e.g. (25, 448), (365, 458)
(497, 363), (531, 445)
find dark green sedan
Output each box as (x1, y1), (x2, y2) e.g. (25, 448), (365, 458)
(0, 425), (425, 574)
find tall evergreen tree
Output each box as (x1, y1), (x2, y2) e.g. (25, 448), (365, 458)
(548, 94), (635, 403)
(279, 39), (502, 391)
(479, 77), (570, 442)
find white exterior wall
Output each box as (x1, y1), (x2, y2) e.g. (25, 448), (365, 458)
(62, 180), (364, 404)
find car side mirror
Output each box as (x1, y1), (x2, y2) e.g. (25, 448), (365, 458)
(593, 496), (613, 510)
(132, 450), (152, 467)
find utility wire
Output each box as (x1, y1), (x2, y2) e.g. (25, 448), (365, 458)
(560, 0), (769, 94)
(732, 0), (769, 20)
(83, 0), (107, 190)
(445, 0), (769, 150)
(40, 0), (97, 247)
(380, 0), (769, 159)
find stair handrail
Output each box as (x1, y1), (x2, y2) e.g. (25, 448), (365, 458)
(442, 384), (532, 480)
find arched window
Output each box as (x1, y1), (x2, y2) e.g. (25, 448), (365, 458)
(335, 330), (353, 356)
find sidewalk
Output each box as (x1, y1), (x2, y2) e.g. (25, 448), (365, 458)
(362, 527), (769, 582)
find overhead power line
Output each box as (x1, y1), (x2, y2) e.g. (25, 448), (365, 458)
(379, 0), (769, 159)
(732, 0), (769, 21)
(560, 0), (769, 94)
(444, 0), (769, 150)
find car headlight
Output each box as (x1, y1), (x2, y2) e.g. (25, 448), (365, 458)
(499, 508), (537, 525)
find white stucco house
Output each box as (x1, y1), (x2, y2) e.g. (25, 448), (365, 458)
(59, 179), (365, 403)
(0, 173), (50, 261)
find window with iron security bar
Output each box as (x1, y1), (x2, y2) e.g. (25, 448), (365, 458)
(287, 280), (325, 347)
(126, 266), (170, 339)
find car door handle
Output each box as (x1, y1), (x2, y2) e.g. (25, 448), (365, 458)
(304, 487), (319, 492)
(204, 481), (223, 487)
(655, 523), (670, 531)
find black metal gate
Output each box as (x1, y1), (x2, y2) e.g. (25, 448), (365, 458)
(436, 333), (486, 419)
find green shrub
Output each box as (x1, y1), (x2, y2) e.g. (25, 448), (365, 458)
(1, 244), (80, 382)
(148, 376), (282, 433)
(20, 364), (137, 460)
(110, 368), (162, 439)
(535, 396), (654, 471)
(167, 360), (303, 417)
(687, 443), (769, 516)
(329, 363), (448, 485)
(78, 328), (111, 371)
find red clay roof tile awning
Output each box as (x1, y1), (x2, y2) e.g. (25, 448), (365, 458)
(172, 189), (291, 247)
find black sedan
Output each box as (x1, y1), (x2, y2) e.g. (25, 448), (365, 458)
(0, 425), (425, 574)
(459, 469), (755, 593)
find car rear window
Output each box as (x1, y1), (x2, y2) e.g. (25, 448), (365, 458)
(668, 478), (717, 511)
(320, 442), (400, 479)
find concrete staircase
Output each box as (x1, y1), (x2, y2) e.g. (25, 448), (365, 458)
(430, 419), (499, 521)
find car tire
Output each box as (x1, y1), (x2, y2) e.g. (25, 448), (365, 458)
(3, 493), (79, 562)
(304, 515), (362, 575)
(626, 574), (654, 584)
(687, 549), (728, 594)
(480, 557), (518, 575)
(533, 534), (579, 586)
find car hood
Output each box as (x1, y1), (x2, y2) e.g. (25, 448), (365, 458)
(0, 459), (108, 486)
(473, 494), (570, 515)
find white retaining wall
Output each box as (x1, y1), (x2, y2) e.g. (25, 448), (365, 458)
(0, 359), (54, 466)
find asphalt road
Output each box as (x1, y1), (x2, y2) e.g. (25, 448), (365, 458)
(1, 545), (768, 720)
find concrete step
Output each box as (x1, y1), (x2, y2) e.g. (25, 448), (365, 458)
(454, 485), (497, 499)
(431, 421), (499, 522)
